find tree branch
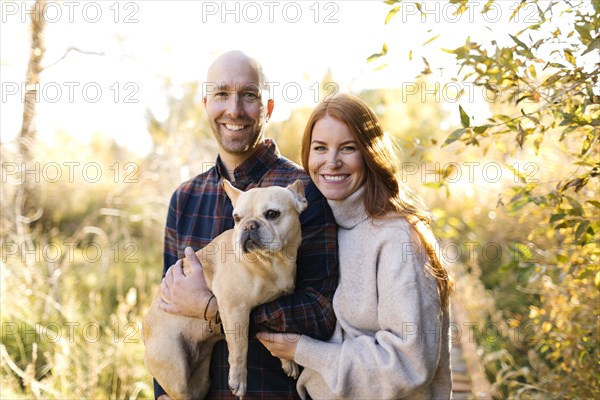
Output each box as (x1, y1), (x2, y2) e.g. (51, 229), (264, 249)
(41, 47), (105, 71)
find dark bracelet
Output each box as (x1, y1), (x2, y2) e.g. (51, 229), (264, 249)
(204, 294), (218, 333)
(204, 294), (216, 321)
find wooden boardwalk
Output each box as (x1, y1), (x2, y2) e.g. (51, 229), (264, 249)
(451, 300), (493, 400)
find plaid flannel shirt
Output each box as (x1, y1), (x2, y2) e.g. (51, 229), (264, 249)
(154, 139), (339, 399)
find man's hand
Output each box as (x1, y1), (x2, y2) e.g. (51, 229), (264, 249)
(256, 332), (300, 361)
(159, 247), (216, 319)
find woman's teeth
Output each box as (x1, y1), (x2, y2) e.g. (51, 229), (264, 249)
(323, 175), (347, 182)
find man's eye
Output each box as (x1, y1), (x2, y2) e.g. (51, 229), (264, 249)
(264, 210), (280, 220)
(244, 92), (259, 100)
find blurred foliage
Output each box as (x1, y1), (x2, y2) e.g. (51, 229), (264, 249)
(1, 136), (160, 398)
(269, 106), (314, 163)
(0, 79), (217, 398)
(380, 0), (599, 398)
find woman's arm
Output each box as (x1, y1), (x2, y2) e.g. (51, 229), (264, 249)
(265, 230), (446, 399)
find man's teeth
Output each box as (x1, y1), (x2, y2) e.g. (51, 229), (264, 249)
(323, 175), (347, 182)
(225, 124), (244, 131)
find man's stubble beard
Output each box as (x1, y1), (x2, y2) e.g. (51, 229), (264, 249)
(212, 122), (264, 156)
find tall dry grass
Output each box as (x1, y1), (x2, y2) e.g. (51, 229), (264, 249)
(1, 131), (214, 398)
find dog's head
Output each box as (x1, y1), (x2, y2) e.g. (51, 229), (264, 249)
(223, 180), (307, 254)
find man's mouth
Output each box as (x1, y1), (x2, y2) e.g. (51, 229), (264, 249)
(223, 123), (247, 131)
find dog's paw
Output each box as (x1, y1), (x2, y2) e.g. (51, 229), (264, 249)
(228, 380), (246, 399)
(281, 359), (299, 379)
(228, 368), (247, 399)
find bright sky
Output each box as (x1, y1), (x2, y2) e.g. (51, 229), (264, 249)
(0, 0), (583, 155)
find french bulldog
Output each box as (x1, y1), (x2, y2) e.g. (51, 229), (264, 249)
(142, 179), (307, 399)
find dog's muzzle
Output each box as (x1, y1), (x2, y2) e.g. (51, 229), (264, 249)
(240, 220), (263, 253)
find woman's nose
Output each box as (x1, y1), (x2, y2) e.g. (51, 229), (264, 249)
(324, 154), (342, 170)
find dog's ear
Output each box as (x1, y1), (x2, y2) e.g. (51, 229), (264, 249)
(286, 180), (308, 213)
(222, 179), (242, 206)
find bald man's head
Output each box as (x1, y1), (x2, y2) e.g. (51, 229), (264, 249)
(202, 51), (274, 166)
(207, 51), (266, 89)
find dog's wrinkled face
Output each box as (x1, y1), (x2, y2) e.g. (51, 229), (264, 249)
(223, 180), (307, 254)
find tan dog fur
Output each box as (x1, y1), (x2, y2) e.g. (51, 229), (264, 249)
(143, 180), (307, 399)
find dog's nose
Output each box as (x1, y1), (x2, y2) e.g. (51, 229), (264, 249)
(243, 220), (259, 231)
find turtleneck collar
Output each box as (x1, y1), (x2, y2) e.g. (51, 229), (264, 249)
(327, 185), (369, 229)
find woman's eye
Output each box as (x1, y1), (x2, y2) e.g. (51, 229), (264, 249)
(265, 210), (281, 220)
(313, 145), (326, 151)
(342, 146), (356, 152)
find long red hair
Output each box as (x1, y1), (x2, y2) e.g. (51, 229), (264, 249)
(301, 93), (452, 311)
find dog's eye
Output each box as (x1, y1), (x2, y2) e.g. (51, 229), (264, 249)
(233, 214), (241, 223)
(264, 210), (280, 220)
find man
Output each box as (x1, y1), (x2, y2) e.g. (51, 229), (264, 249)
(154, 51), (339, 399)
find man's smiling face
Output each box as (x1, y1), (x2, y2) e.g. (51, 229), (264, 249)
(204, 55), (270, 159)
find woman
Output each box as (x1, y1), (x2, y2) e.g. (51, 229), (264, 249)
(258, 93), (453, 399)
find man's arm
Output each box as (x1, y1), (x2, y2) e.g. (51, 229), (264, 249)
(250, 180), (339, 340)
(163, 190), (180, 276)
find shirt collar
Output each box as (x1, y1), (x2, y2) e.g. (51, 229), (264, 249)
(215, 138), (280, 189)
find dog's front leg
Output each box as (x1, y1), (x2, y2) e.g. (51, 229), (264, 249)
(220, 307), (251, 399)
(281, 359), (299, 379)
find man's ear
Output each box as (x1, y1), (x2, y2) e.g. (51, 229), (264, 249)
(266, 99), (274, 121)
(286, 180), (308, 213)
(222, 179), (242, 207)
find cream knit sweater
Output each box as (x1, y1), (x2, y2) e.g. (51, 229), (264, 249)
(294, 186), (452, 399)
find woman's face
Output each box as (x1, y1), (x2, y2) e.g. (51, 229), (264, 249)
(307, 115), (366, 201)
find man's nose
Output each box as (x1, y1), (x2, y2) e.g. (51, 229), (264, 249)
(225, 94), (244, 118)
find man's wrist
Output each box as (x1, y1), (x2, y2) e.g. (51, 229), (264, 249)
(203, 294), (219, 321)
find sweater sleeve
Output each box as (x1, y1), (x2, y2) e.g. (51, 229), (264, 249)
(294, 228), (444, 399)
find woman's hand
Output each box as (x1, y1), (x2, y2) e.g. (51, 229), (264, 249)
(257, 332), (301, 360)
(157, 395), (172, 400)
